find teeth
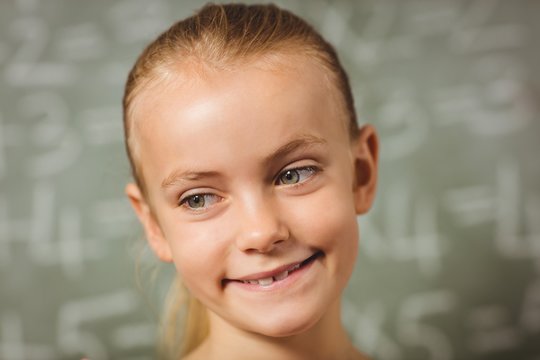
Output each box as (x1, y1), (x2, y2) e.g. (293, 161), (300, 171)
(240, 263), (301, 286)
(274, 270), (288, 281)
(258, 277), (274, 286)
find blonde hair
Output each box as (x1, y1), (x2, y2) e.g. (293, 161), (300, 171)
(122, 3), (359, 358)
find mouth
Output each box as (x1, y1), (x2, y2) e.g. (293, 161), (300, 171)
(222, 251), (324, 288)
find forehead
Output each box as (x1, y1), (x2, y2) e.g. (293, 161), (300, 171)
(133, 54), (347, 135)
(131, 55), (350, 187)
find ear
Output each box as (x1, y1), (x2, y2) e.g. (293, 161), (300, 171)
(125, 183), (173, 262)
(352, 124), (379, 214)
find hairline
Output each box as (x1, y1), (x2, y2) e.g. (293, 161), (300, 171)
(126, 51), (352, 197)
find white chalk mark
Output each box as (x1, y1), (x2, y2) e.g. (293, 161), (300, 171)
(14, 0), (40, 12)
(450, 24), (524, 53)
(18, 92), (68, 146)
(26, 130), (82, 177)
(107, 0), (171, 43)
(468, 106), (529, 137)
(493, 158), (536, 258)
(360, 179), (445, 275)
(92, 198), (138, 239)
(0, 195), (34, 266)
(58, 206), (85, 278)
(55, 23), (106, 61)
(397, 290), (456, 360)
(432, 85), (481, 126)
(342, 299), (401, 360)
(360, 1), (397, 39)
(59, 205), (103, 275)
(352, 40), (382, 66)
(0, 311), (56, 360)
(57, 290), (139, 359)
(414, 197), (443, 275)
(0, 41), (7, 66)
(5, 63), (78, 87)
(386, 181), (411, 257)
(443, 186), (498, 226)
(456, 0), (499, 30)
(381, 181), (444, 275)
(6, 16), (47, 66)
(1, 124), (24, 147)
(406, 1), (458, 35)
(0, 113), (6, 179)
(349, 1), (398, 66)
(26, 183), (103, 267)
(378, 95), (429, 160)
(98, 61), (132, 86)
(494, 159), (520, 257)
(526, 195), (540, 254)
(28, 181), (56, 265)
(0, 311), (24, 360)
(470, 327), (522, 353)
(433, 69), (531, 136)
(321, 4), (351, 47)
(469, 305), (522, 353)
(0, 198), (10, 265)
(112, 323), (156, 349)
(520, 278), (540, 333)
(4, 16), (78, 86)
(16, 92), (82, 177)
(384, 35), (422, 60)
(79, 107), (124, 145)
(469, 305), (509, 327)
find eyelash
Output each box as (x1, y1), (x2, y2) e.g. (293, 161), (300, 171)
(274, 165), (320, 186)
(178, 165), (321, 211)
(178, 193), (221, 211)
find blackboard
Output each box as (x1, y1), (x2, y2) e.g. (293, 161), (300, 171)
(1, 0), (539, 359)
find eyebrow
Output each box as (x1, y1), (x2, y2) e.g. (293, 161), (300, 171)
(161, 170), (221, 189)
(160, 134), (327, 189)
(263, 134), (327, 166)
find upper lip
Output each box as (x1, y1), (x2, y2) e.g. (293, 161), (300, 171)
(230, 253), (317, 281)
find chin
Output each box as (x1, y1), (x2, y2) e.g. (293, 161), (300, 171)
(245, 306), (324, 338)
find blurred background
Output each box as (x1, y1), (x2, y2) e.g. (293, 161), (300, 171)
(1, 0), (539, 359)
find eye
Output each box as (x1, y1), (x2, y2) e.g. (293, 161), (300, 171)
(276, 166), (318, 186)
(179, 193), (221, 210)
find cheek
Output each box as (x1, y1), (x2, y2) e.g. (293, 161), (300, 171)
(288, 187), (358, 295)
(164, 222), (227, 293)
(291, 184), (359, 254)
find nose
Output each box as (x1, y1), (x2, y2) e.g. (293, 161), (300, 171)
(234, 194), (290, 253)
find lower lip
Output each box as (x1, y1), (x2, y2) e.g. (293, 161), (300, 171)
(227, 253), (322, 292)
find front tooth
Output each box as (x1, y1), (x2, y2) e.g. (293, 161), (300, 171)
(248, 280), (258, 285)
(274, 270), (288, 281)
(258, 277), (274, 286)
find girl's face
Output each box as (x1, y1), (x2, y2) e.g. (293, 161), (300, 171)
(127, 56), (377, 337)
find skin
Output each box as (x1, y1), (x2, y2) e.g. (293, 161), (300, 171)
(126, 55), (378, 360)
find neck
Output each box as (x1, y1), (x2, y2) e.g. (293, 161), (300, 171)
(188, 298), (365, 360)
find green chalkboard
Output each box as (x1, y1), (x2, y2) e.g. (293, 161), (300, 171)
(1, 0), (539, 359)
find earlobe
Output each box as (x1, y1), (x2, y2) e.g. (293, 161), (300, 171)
(125, 183), (173, 262)
(352, 124), (379, 214)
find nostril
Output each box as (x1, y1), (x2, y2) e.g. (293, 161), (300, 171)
(242, 237), (287, 254)
(234, 204), (290, 252)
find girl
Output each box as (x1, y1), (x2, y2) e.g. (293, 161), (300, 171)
(122, 3), (378, 359)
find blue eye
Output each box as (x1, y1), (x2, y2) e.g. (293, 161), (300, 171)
(276, 166), (318, 185)
(179, 194), (220, 210)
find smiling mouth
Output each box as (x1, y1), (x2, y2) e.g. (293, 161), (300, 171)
(223, 251), (324, 288)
